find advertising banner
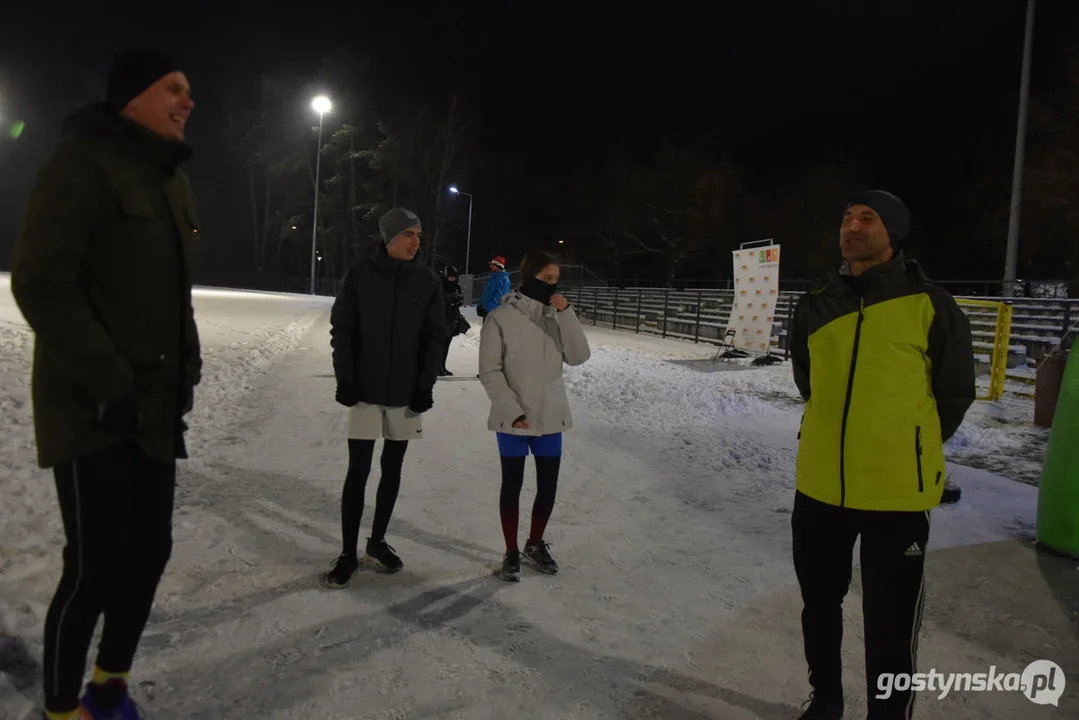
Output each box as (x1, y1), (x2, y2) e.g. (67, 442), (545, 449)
(729, 244), (781, 353)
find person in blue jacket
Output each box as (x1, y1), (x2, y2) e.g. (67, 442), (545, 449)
(477, 256), (511, 318)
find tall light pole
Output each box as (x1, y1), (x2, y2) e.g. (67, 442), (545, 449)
(1003, 0), (1036, 298)
(449, 186), (473, 272)
(310, 95), (332, 295)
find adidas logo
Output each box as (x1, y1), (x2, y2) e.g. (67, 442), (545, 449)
(904, 542), (923, 557)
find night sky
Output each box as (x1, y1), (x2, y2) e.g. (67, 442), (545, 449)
(1, 0), (1076, 285)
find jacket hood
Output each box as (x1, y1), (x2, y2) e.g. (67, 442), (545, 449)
(505, 290), (555, 324)
(62, 103), (120, 138)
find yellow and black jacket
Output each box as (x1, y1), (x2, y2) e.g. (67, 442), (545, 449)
(791, 255), (975, 511)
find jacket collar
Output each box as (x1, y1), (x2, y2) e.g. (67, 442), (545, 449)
(370, 244), (422, 274)
(506, 290), (554, 324)
(821, 252), (916, 295)
(62, 102), (193, 175)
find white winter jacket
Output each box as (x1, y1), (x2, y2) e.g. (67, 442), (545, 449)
(478, 291), (591, 436)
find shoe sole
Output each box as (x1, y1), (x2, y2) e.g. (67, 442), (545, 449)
(360, 554), (403, 574)
(495, 567), (521, 582)
(319, 571), (354, 589)
(523, 555), (559, 574)
(529, 565), (558, 575)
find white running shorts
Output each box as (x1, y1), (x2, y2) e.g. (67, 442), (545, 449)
(347, 402), (423, 441)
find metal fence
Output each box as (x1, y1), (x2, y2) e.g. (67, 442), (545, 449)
(561, 286), (1077, 403)
(579, 277), (1076, 298)
(567, 286), (753, 346)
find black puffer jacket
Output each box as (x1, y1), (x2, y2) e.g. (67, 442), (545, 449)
(330, 246), (446, 407)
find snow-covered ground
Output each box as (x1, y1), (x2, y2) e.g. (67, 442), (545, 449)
(0, 278), (1075, 719)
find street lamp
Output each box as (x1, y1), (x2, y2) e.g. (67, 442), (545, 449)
(310, 95), (332, 295)
(449, 185), (474, 273)
(1003, 0), (1035, 298)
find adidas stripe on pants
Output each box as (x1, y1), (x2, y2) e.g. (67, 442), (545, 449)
(791, 490), (930, 720)
(42, 441), (175, 713)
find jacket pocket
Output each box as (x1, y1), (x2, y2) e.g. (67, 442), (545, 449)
(182, 202), (200, 233)
(118, 192), (158, 219)
(915, 426), (924, 492)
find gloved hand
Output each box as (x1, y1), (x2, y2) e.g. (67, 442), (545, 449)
(409, 388), (434, 414)
(336, 382), (362, 407)
(98, 391), (140, 433)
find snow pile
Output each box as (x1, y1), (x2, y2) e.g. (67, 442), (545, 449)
(945, 402), (1049, 486)
(567, 348), (796, 426)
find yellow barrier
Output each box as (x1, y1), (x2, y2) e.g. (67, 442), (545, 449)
(956, 299), (1013, 402)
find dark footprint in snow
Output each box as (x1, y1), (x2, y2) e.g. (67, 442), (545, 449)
(0, 633), (39, 691)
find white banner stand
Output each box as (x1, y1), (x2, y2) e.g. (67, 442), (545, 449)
(726, 239), (783, 365)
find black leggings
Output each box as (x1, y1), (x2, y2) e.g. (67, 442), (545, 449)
(340, 439), (408, 556)
(499, 455), (560, 551)
(44, 442), (175, 712)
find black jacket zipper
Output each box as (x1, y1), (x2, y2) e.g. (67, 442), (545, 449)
(915, 426), (924, 492)
(838, 298), (865, 508)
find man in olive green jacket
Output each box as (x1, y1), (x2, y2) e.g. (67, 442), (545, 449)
(11, 50), (201, 720)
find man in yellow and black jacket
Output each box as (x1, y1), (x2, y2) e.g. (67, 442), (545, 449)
(789, 190), (975, 720)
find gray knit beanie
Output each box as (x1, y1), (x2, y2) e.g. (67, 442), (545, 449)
(378, 207), (422, 245)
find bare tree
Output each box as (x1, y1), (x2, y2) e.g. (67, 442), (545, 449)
(364, 96), (477, 267)
(583, 135), (744, 283)
(742, 160), (861, 281)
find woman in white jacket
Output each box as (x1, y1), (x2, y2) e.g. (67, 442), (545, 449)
(478, 250), (591, 581)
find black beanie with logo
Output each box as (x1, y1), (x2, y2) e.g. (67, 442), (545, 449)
(846, 190), (910, 248)
(105, 50), (179, 112)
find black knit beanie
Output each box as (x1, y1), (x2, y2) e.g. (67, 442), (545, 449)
(105, 50), (178, 112)
(846, 190), (910, 248)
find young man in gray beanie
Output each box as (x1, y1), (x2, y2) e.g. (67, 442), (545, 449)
(12, 49), (201, 720)
(323, 207), (446, 587)
(788, 190), (975, 719)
